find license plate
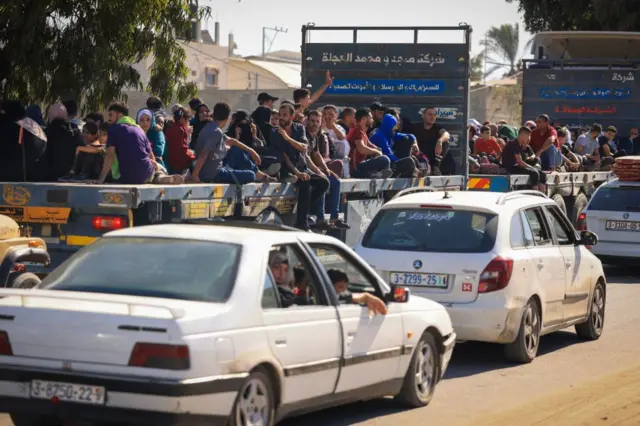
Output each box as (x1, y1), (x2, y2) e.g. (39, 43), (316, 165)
(30, 380), (106, 405)
(605, 220), (640, 232)
(390, 272), (449, 288)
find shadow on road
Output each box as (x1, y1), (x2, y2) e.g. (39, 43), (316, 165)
(279, 330), (584, 425)
(604, 265), (640, 282)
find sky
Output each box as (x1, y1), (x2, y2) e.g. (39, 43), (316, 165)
(202, 0), (533, 65)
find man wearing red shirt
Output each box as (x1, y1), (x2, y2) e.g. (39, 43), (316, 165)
(530, 114), (558, 156)
(346, 108), (392, 178)
(473, 125), (503, 157)
(166, 107), (196, 174)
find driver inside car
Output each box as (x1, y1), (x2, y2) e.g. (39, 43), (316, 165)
(268, 250), (387, 315)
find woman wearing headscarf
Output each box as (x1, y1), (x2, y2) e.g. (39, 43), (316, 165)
(251, 106), (274, 146)
(164, 106), (196, 175)
(136, 108), (166, 168)
(0, 100), (48, 181)
(25, 104), (46, 128)
(190, 103), (212, 149)
(45, 102), (84, 181)
(230, 109), (280, 176)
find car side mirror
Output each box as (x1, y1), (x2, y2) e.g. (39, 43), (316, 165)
(387, 284), (410, 303)
(579, 230), (598, 246)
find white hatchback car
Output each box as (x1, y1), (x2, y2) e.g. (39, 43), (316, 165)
(578, 178), (640, 265)
(355, 190), (606, 363)
(0, 222), (455, 426)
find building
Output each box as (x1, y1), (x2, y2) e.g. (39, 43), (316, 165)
(225, 50), (302, 90)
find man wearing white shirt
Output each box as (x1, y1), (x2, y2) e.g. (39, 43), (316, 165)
(321, 105), (351, 177)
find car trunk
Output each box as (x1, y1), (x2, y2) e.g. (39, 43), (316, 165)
(586, 185), (640, 244)
(0, 289), (181, 366)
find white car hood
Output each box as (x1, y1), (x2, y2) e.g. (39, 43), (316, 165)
(405, 293), (447, 313)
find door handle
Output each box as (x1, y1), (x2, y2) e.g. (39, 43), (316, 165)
(565, 262), (572, 269)
(537, 262), (544, 270)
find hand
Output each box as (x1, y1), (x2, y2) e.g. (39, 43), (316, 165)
(187, 175), (201, 183)
(277, 127), (287, 137)
(235, 127), (242, 139)
(372, 149), (382, 157)
(250, 123), (257, 138)
(361, 293), (388, 316)
(435, 141), (443, 156)
(249, 150), (261, 166)
(296, 172), (310, 181)
(294, 112), (305, 123)
(325, 70), (334, 86)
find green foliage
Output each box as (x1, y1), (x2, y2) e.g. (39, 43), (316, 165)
(506, 0), (640, 33)
(0, 0), (210, 112)
(470, 54), (484, 81)
(481, 23), (521, 76)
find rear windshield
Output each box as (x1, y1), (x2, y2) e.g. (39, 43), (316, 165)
(588, 187), (640, 212)
(40, 237), (241, 302)
(362, 208), (498, 253)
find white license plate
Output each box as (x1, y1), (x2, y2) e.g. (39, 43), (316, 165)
(30, 380), (105, 405)
(390, 272), (449, 288)
(605, 220), (640, 232)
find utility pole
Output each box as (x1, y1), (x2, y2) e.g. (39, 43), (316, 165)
(262, 26), (288, 57)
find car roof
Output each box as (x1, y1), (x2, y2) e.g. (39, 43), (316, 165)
(103, 223), (340, 247)
(382, 190), (554, 214)
(600, 177), (640, 188)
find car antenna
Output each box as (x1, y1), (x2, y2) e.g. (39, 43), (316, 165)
(442, 178), (451, 199)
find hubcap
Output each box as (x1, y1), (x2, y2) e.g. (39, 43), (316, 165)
(235, 378), (269, 426)
(414, 340), (436, 399)
(591, 286), (605, 333)
(523, 305), (540, 355)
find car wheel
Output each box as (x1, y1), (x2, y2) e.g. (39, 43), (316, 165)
(552, 193), (567, 215)
(504, 299), (541, 363)
(229, 368), (275, 426)
(11, 272), (41, 289)
(395, 332), (439, 408)
(575, 281), (605, 341)
(10, 413), (61, 426)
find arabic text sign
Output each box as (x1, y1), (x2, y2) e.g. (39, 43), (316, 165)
(305, 43), (468, 71)
(539, 87), (632, 99)
(0, 206), (71, 224)
(524, 69), (637, 84)
(419, 107), (461, 120)
(328, 79), (446, 96)
(553, 105), (617, 116)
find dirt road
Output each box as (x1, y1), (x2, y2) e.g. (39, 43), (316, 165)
(0, 269), (638, 426)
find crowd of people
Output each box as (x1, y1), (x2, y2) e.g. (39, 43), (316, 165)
(1, 74), (639, 231)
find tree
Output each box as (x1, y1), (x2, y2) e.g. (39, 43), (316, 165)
(470, 54), (484, 81)
(506, 0), (640, 33)
(480, 23), (521, 77)
(0, 1), (210, 111)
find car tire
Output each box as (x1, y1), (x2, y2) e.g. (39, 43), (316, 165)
(575, 281), (605, 341)
(11, 272), (41, 289)
(504, 299), (541, 364)
(228, 368), (275, 426)
(10, 413), (61, 426)
(552, 193), (567, 215)
(395, 332), (439, 408)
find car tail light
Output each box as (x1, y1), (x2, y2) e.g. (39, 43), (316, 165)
(576, 212), (587, 231)
(128, 343), (190, 370)
(478, 257), (513, 294)
(92, 216), (125, 231)
(0, 331), (13, 356)
(11, 264), (26, 273)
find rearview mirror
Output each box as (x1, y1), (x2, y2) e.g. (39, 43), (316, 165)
(579, 230), (598, 246)
(387, 284), (410, 303)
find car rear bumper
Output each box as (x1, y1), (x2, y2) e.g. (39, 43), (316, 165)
(591, 242), (640, 261)
(446, 303), (523, 344)
(0, 366), (245, 425)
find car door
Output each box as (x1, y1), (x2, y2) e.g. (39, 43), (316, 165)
(306, 242), (404, 393)
(521, 207), (566, 326)
(544, 204), (591, 320)
(261, 244), (342, 404)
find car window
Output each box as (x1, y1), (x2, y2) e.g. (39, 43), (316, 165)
(523, 208), (552, 246)
(545, 205), (575, 245)
(519, 211), (535, 247)
(361, 208), (498, 253)
(261, 270), (280, 309)
(588, 187), (640, 212)
(267, 244), (329, 308)
(309, 244), (383, 300)
(510, 212), (526, 248)
(40, 237), (240, 302)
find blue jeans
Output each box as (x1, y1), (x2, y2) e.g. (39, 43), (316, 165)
(316, 174), (340, 221)
(353, 155), (391, 178)
(214, 146), (257, 184)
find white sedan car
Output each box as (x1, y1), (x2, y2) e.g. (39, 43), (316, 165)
(355, 190), (606, 363)
(0, 222), (455, 426)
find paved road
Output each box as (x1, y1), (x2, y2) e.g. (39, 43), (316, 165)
(0, 267), (638, 426)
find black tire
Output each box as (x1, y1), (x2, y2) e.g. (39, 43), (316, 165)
(504, 299), (541, 363)
(551, 193), (567, 215)
(395, 332), (439, 408)
(10, 413), (61, 426)
(575, 281), (605, 341)
(565, 193), (588, 226)
(11, 273), (41, 289)
(228, 368), (275, 426)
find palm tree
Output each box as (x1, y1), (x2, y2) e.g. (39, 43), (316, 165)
(480, 23), (521, 77)
(470, 54), (484, 81)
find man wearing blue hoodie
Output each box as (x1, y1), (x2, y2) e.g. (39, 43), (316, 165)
(369, 113), (417, 178)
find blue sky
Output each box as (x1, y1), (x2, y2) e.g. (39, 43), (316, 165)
(203, 0), (533, 64)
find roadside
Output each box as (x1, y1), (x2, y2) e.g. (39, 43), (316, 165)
(468, 363), (640, 426)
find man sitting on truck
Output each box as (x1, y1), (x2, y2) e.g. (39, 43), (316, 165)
(414, 107), (452, 176)
(529, 114), (558, 171)
(574, 124), (602, 169)
(597, 126), (621, 167)
(501, 126), (547, 192)
(346, 108), (392, 179)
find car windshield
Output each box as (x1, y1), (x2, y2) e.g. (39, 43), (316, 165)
(39, 237), (241, 302)
(588, 187), (640, 212)
(362, 208), (498, 253)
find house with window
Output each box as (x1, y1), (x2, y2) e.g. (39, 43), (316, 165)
(226, 50), (302, 90)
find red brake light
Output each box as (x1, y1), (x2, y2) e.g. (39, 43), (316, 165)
(92, 216), (125, 231)
(0, 331), (13, 356)
(128, 343), (190, 370)
(11, 264), (26, 273)
(478, 257), (513, 294)
(420, 205), (453, 209)
(576, 212), (587, 231)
